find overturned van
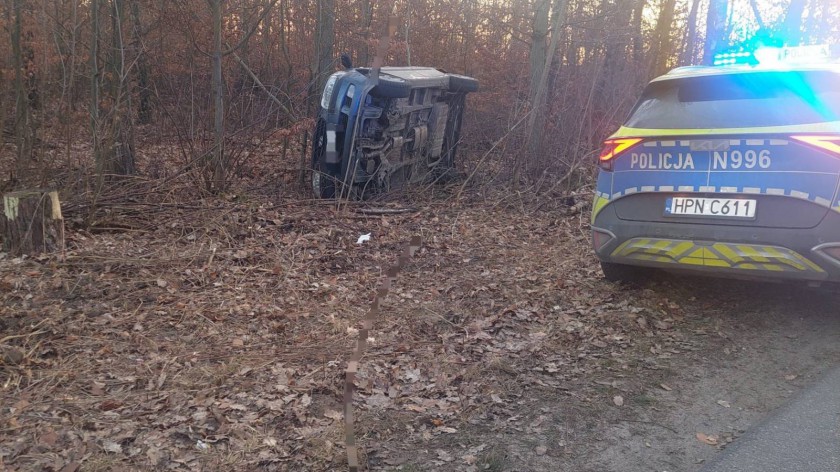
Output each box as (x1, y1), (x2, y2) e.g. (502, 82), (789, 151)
(310, 66), (478, 198)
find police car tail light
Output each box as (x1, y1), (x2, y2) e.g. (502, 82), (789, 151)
(790, 135), (840, 157)
(592, 229), (614, 251)
(599, 138), (643, 170)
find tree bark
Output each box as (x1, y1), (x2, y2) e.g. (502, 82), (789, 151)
(9, 0), (34, 176)
(1, 189), (65, 256)
(90, 0), (102, 168)
(681, 0), (700, 65)
(100, 0), (135, 176)
(649, 0), (676, 77)
(526, 0), (567, 178)
(314, 0), (336, 97)
(210, 0), (225, 192)
(631, 0), (646, 63)
(782, 0), (805, 46)
(703, 0), (729, 65)
(131, 0), (151, 124)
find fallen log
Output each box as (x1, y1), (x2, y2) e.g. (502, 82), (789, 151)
(1, 189), (65, 256)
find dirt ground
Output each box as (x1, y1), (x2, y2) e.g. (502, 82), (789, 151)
(2, 186), (840, 471)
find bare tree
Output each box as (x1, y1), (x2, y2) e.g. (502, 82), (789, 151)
(8, 0), (35, 177)
(782, 0), (806, 45)
(681, 0), (701, 65)
(703, 0), (729, 64)
(650, 0), (677, 76)
(208, 0), (280, 192)
(130, 1), (151, 124)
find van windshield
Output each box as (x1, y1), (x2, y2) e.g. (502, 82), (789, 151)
(624, 70), (840, 129)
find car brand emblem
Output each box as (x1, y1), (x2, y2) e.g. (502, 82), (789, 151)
(690, 140), (731, 151)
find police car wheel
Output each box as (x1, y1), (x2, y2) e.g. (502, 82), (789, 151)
(600, 261), (650, 283)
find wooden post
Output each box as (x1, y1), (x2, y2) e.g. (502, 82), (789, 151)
(1, 189), (65, 256)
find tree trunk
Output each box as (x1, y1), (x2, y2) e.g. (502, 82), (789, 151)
(90, 0), (102, 168)
(359, 0), (373, 66)
(9, 0), (34, 177)
(314, 0), (336, 96)
(100, 0), (135, 176)
(649, 0), (676, 77)
(131, 0), (151, 124)
(631, 0), (645, 63)
(681, 0), (700, 65)
(703, 0), (728, 65)
(517, 0), (551, 184)
(526, 0), (567, 179)
(210, 0), (226, 192)
(1, 189), (65, 256)
(782, 0), (805, 46)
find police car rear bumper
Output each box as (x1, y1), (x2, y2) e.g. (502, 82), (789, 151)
(592, 206), (840, 282)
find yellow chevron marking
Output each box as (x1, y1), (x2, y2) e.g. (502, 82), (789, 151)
(737, 245), (770, 263)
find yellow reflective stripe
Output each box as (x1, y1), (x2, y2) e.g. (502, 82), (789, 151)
(712, 244), (744, 265)
(611, 121), (840, 138)
(762, 246), (805, 270)
(686, 248), (705, 260)
(651, 240), (672, 254)
(668, 241), (695, 259)
(705, 259), (731, 268)
(611, 240), (634, 257)
(761, 263), (785, 272)
(791, 253), (826, 273)
(591, 195), (610, 223)
(737, 245), (770, 263)
(610, 238), (824, 274)
(702, 248), (721, 260)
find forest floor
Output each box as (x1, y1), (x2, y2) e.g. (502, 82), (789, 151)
(2, 176), (840, 471)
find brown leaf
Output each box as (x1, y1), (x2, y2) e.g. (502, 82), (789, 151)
(99, 399), (123, 411)
(696, 432), (719, 445)
(659, 383), (672, 391)
(323, 410), (343, 421)
(59, 462), (81, 472)
(39, 431), (58, 446)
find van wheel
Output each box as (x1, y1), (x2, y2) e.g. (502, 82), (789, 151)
(447, 74), (479, 93)
(370, 77), (411, 98)
(600, 261), (650, 283)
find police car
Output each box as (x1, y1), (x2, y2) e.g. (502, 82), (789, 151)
(591, 45), (840, 283)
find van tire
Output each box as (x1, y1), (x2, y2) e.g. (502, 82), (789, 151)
(370, 78), (411, 98)
(448, 74), (479, 93)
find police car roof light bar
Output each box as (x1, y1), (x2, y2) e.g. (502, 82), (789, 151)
(714, 44), (834, 67)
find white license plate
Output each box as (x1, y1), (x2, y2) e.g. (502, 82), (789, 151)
(665, 197), (757, 218)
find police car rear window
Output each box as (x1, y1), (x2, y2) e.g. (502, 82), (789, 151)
(624, 70), (840, 129)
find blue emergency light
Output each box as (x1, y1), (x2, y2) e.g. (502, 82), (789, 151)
(713, 51), (754, 66)
(713, 44), (833, 67)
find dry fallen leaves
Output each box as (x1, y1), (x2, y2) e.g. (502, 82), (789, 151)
(696, 432), (719, 446)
